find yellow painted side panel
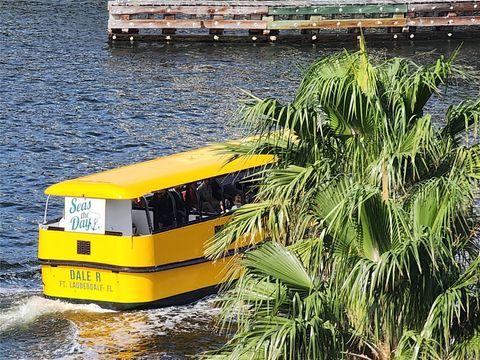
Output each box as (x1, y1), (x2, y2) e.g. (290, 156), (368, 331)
(38, 228), (156, 267)
(152, 216), (229, 264)
(41, 257), (236, 304)
(39, 216), (230, 267)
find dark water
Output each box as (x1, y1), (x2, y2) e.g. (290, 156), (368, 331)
(1, 0), (479, 358)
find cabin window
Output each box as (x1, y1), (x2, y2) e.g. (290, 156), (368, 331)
(104, 200), (132, 235)
(136, 169), (259, 234)
(134, 189), (189, 234)
(132, 197), (153, 235)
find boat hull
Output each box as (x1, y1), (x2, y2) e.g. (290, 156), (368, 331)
(44, 285), (220, 310)
(40, 258), (234, 310)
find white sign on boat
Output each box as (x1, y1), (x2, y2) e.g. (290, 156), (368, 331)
(64, 197), (106, 234)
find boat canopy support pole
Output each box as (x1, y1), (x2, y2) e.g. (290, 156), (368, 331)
(143, 196), (153, 234)
(43, 195), (51, 225)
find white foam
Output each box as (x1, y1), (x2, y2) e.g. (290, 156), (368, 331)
(65, 297), (221, 358)
(0, 295), (114, 333)
(141, 296), (221, 332)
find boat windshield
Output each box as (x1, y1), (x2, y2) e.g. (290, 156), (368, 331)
(42, 195), (65, 228)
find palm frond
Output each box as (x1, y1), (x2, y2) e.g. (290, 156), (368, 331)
(420, 256), (480, 350)
(242, 242), (314, 291)
(208, 243), (343, 360)
(442, 98), (480, 144)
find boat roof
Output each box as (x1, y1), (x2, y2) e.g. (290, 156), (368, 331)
(45, 143), (273, 200)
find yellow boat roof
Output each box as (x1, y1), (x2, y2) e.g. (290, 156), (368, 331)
(45, 143), (273, 200)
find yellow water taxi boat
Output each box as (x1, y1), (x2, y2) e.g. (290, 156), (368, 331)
(38, 144), (272, 310)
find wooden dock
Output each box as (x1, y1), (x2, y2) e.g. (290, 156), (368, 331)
(108, 0), (480, 42)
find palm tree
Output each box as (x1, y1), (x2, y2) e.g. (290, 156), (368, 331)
(205, 39), (480, 360)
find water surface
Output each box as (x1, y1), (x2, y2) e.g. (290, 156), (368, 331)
(1, 1), (480, 358)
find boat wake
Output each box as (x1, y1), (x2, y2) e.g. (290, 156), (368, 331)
(0, 293), (224, 358)
(0, 295), (113, 333)
(63, 296), (224, 358)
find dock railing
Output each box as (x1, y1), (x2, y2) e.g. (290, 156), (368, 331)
(108, 0), (480, 42)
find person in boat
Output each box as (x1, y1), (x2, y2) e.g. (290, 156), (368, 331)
(169, 187), (187, 225)
(182, 183), (198, 209)
(149, 190), (174, 230)
(197, 179), (222, 214)
(132, 197), (146, 209)
(230, 193), (243, 210)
